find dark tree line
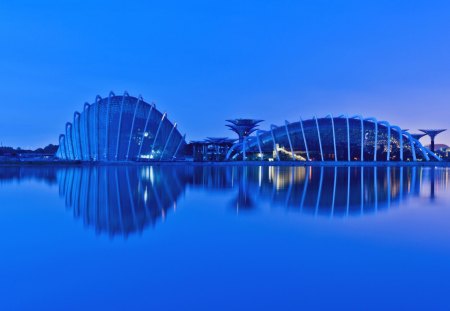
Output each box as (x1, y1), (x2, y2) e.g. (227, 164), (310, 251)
(0, 144), (58, 156)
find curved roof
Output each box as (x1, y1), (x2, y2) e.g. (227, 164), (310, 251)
(56, 92), (186, 161)
(227, 115), (440, 162)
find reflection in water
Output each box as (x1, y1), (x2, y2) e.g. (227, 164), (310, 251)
(57, 166), (187, 237)
(0, 165), (449, 237)
(251, 166), (437, 215)
(0, 166), (58, 185)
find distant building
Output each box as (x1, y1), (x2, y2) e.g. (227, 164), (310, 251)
(56, 92), (186, 161)
(190, 137), (236, 162)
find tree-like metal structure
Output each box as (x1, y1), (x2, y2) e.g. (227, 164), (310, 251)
(226, 119), (263, 143)
(411, 133), (427, 141)
(419, 129), (447, 152)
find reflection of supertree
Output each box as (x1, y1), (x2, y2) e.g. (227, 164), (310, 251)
(231, 166), (255, 212)
(187, 166), (235, 189)
(57, 166), (187, 237)
(430, 167), (436, 200)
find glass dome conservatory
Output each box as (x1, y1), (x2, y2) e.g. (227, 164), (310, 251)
(226, 115), (440, 162)
(56, 92), (186, 161)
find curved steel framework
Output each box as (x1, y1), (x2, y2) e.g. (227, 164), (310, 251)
(56, 92), (186, 161)
(226, 115), (440, 162)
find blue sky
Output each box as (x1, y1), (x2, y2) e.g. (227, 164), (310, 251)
(1, 0), (449, 148)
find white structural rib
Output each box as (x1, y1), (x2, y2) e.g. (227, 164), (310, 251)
(160, 123), (177, 160)
(115, 92), (129, 160)
(94, 95), (102, 161)
(71, 114), (79, 160)
(299, 117), (310, 161)
(66, 122), (76, 160)
(65, 122), (74, 160)
(59, 134), (67, 159)
(379, 121), (391, 161)
(350, 115), (364, 161)
(256, 130), (264, 157)
(74, 112), (82, 160)
(126, 96), (142, 160)
(346, 116), (351, 161)
(315, 167), (324, 213)
(58, 134), (67, 160)
(391, 126), (404, 161)
(270, 125), (280, 161)
(150, 112), (167, 158)
(225, 143), (240, 160)
(331, 166), (337, 214)
(414, 138), (430, 161)
(105, 91), (115, 160)
(172, 134), (185, 160)
(314, 116), (324, 161)
(425, 147), (441, 161)
(137, 102), (155, 160)
(79, 110), (86, 160)
(325, 114), (337, 161)
(284, 121), (295, 160)
(73, 117), (80, 160)
(83, 103), (91, 160)
(364, 117), (378, 161)
(243, 136), (247, 161)
(403, 132), (417, 161)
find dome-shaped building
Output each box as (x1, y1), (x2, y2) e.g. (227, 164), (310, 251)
(56, 92), (186, 161)
(226, 115), (440, 162)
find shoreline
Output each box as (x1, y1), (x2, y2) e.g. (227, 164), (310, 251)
(0, 160), (449, 167)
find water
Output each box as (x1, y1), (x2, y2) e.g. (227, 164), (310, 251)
(1, 165), (450, 310)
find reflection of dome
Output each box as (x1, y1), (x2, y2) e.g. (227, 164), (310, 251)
(0, 165), (445, 239)
(56, 92), (186, 161)
(227, 116), (440, 162)
(0, 167), (58, 185)
(246, 166), (418, 215)
(57, 166), (186, 237)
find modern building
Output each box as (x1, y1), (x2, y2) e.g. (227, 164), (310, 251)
(226, 115), (440, 162)
(56, 92), (186, 161)
(190, 137), (236, 161)
(55, 93), (443, 163)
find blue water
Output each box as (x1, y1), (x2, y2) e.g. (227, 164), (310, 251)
(1, 165), (449, 310)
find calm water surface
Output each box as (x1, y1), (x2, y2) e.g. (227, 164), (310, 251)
(1, 165), (450, 310)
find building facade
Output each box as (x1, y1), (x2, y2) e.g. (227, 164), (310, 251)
(189, 137), (236, 161)
(56, 92), (186, 161)
(226, 115), (440, 162)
